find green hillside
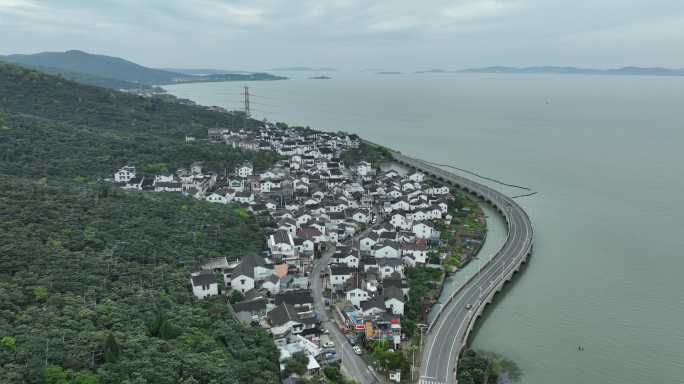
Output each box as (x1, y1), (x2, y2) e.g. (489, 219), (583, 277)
(0, 63), (280, 383)
(0, 50), (287, 88)
(0, 50), (183, 84)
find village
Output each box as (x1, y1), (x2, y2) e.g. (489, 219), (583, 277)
(111, 122), (486, 383)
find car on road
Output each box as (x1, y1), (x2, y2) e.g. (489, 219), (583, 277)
(323, 351), (340, 363)
(323, 340), (335, 348)
(353, 345), (362, 355)
(466, 303), (472, 310)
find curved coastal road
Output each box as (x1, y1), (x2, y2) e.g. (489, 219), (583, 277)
(391, 152), (534, 384)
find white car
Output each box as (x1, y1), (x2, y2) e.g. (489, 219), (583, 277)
(323, 341), (335, 348)
(353, 345), (362, 355)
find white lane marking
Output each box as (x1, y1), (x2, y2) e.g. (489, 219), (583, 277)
(424, 289), (468, 370)
(419, 379), (444, 384)
(445, 310), (470, 380)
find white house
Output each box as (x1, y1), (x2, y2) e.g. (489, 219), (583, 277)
(346, 288), (370, 307)
(154, 173), (174, 183)
(154, 181), (182, 193)
(114, 165), (136, 183)
(231, 254), (271, 294)
(412, 222), (435, 239)
(268, 230), (297, 260)
(372, 243), (401, 259)
(390, 213), (410, 230)
(361, 295), (387, 316)
(294, 238), (315, 256)
(236, 162), (254, 178)
(384, 286), (405, 316)
(332, 252), (360, 268)
(356, 161), (372, 177)
(278, 219), (298, 237)
(234, 191), (254, 204)
(401, 242), (428, 266)
(191, 271), (218, 299)
(267, 304), (305, 339)
(378, 258), (404, 280)
(124, 176), (144, 191)
(350, 210), (369, 224)
(408, 172), (425, 183)
(261, 275), (281, 295)
(228, 179), (245, 192)
(387, 189), (403, 199)
(328, 264), (355, 291)
(295, 212), (313, 227)
(206, 191), (230, 204)
(230, 265), (255, 294)
(427, 185), (450, 195)
(391, 200), (410, 212)
(359, 234), (378, 252)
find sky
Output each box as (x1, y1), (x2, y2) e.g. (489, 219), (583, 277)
(1, 0), (684, 71)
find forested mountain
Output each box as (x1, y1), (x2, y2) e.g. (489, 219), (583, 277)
(5, 63), (159, 90)
(0, 63), (281, 383)
(0, 50), (287, 88)
(1, 50), (182, 84)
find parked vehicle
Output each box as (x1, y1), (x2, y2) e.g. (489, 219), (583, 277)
(323, 340), (335, 348)
(353, 345), (362, 355)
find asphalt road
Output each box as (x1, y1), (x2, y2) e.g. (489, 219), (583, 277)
(391, 153), (534, 384)
(312, 243), (378, 384)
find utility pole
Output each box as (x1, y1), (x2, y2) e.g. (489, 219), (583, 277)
(410, 344), (417, 381)
(417, 323), (428, 358)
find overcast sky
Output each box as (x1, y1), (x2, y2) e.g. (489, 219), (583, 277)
(1, 0), (683, 71)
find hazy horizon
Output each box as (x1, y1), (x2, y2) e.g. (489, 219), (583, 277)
(2, 1), (684, 72)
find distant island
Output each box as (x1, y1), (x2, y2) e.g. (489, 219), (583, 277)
(459, 66), (684, 77)
(158, 68), (258, 76)
(377, 71), (403, 75)
(415, 68), (453, 74)
(272, 66), (337, 71)
(0, 50), (287, 91)
(308, 76), (331, 80)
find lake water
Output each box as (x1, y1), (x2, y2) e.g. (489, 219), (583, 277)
(166, 72), (684, 384)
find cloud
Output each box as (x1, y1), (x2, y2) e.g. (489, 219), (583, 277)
(443, 0), (520, 21)
(1, 0), (684, 69)
(0, 0), (37, 8)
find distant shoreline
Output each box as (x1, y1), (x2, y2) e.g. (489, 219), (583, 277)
(416, 66), (684, 77)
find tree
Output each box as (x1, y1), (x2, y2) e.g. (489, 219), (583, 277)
(1, 336), (16, 353)
(103, 333), (120, 363)
(43, 366), (69, 384)
(159, 319), (180, 340)
(283, 352), (308, 376)
(0, 63), (282, 384)
(229, 290), (245, 304)
(34, 286), (47, 302)
(73, 372), (99, 384)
